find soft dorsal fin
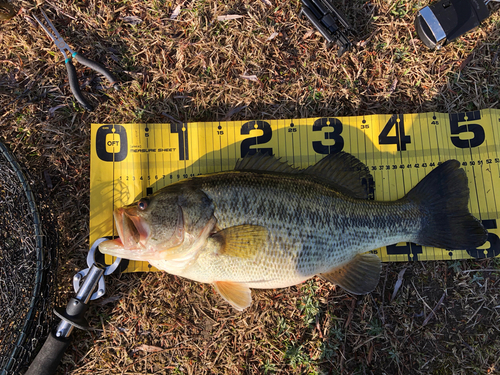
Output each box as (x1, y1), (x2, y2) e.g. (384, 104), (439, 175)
(235, 153), (300, 174)
(213, 281), (252, 311)
(303, 152), (373, 199)
(212, 224), (268, 259)
(320, 253), (381, 295)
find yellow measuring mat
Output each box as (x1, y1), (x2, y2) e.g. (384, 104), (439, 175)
(90, 109), (500, 272)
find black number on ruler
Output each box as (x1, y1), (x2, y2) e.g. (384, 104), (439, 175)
(386, 242), (423, 261)
(95, 125), (128, 162)
(362, 175), (375, 200)
(378, 114), (411, 151)
(240, 120), (273, 157)
(449, 111), (485, 148)
(171, 123), (189, 160)
(466, 220), (500, 259)
(312, 117), (344, 154)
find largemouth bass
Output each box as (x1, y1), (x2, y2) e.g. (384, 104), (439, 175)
(99, 152), (487, 310)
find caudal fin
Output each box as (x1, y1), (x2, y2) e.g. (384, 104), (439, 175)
(406, 160), (487, 250)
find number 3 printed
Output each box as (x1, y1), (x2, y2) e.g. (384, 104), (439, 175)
(312, 118), (344, 154)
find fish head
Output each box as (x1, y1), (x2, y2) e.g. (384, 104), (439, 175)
(99, 183), (215, 262)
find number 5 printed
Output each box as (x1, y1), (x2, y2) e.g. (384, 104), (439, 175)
(449, 111), (485, 149)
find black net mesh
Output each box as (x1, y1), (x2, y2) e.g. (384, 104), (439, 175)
(0, 142), (57, 375)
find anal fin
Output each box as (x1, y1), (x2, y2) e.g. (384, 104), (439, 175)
(213, 281), (252, 311)
(320, 253), (381, 295)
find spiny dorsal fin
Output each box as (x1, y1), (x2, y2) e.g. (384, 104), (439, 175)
(320, 253), (381, 295)
(212, 224), (267, 259)
(213, 281), (252, 311)
(303, 152), (373, 199)
(235, 153), (300, 174)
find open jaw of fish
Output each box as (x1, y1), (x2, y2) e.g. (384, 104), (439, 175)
(103, 205), (185, 261)
(104, 200), (218, 263)
(99, 152), (488, 311)
(114, 207), (150, 250)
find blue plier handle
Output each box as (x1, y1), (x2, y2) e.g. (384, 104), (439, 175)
(33, 9), (119, 111)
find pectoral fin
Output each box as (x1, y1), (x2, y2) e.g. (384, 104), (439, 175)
(213, 281), (252, 311)
(213, 225), (268, 260)
(320, 253), (381, 295)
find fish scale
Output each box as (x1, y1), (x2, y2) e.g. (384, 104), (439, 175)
(151, 171), (422, 288)
(99, 153), (487, 310)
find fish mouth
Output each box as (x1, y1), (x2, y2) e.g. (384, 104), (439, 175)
(114, 207), (150, 250)
(98, 206), (151, 259)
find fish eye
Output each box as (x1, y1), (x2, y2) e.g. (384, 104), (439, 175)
(138, 198), (149, 211)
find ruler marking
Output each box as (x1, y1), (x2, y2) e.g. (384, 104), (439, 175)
(297, 119), (301, 166)
(419, 114), (431, 257)
(380, 116), (386, 202)
(453, 113), (476, 217)
(169, 124), (173, 182)
(399, 114), (406, 196)
(432, 113), (443, 261)
(468, 128), (482, 222)
(160, 124), (164, 188)
(363, 115), (368, 164)
(401, 115), (410, 258)
(486, 109), (499, 217)
(439, 112), (450, 162)
(436, 113), (447, 261)
(218, 122), (221, 171)
(184, 122), (187, 175)
(475, 111), (488, 220)
(150, 124), (154, 192)
(233, 120), (236, 167)
(385, 115), (391, 202)
(456, 115), (469, 213)
(145, 124), (149, 195)
(111, 124), (116, 238)
(490, 109), (500, 217)
(277, 119), (281, 162)
(304, 118), (309, 167)
(285, 120), (289, 165)
(416, 114), (424, 183)
(434, 121), (441, 161)
(347, 115), (352, 155)
(205, 121), (209, 174)
(425, 112), (433, 174)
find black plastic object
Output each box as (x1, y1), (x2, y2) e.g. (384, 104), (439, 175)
(54, 297), (90, 331)
(415, 0), (490, 49)
(74, 53), (120, 91)
(300, 0), (354, 56)
(24, 298), (88, 375)
(66, 59), (94, 111)
(65, 53), (120, 111)
(24, 332), (70, 375)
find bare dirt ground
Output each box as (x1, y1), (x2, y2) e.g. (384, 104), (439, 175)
(1, 0), (500, 374)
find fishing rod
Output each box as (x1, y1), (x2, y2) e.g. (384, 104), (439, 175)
(25, 239), (123, 375)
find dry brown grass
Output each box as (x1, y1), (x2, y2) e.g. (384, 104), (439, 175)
(1, 0), (500, 374)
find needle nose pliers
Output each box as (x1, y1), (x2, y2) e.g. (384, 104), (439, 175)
(33, 9), (119, 111)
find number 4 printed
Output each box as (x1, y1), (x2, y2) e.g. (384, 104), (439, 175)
(378, 114), (411, 151)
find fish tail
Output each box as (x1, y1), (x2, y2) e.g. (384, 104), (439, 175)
(406, 160), (487, 250)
